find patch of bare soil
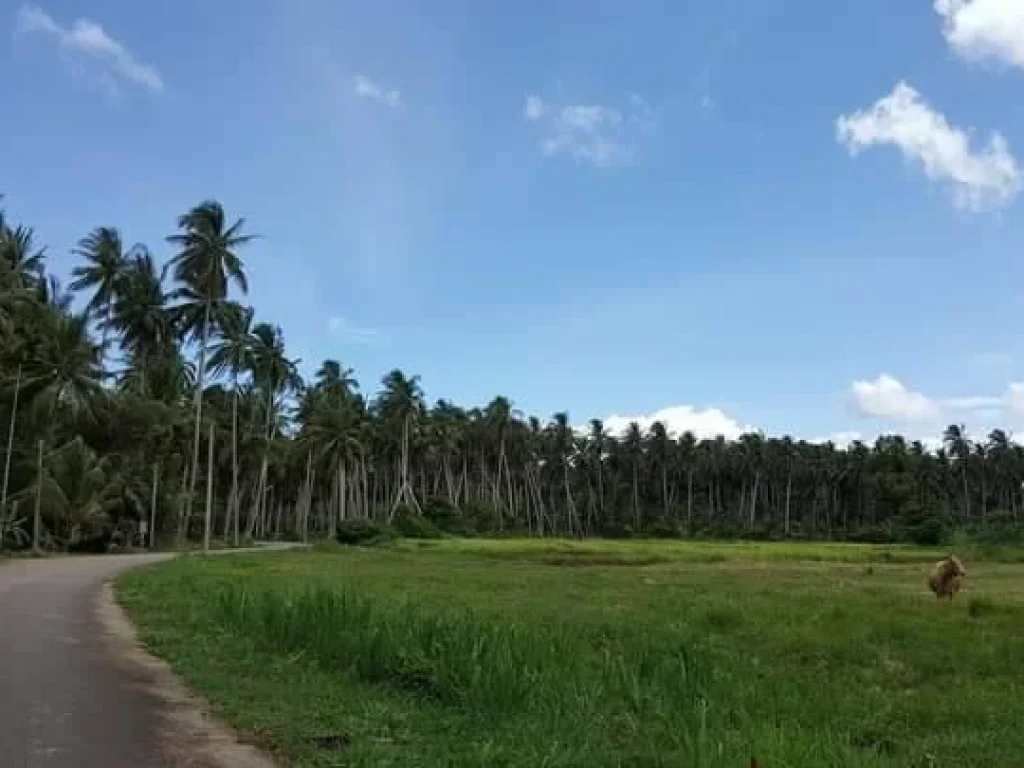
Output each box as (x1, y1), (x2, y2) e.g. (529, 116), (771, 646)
(97, 580), (281, 768)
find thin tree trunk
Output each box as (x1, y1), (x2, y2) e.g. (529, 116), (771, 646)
(662, 466), (669, 521)
(784, 471), (793, 535)
(339, 462), (348, 523)
(1, 365), (21, 517)
(231, 372), (240, 546)
(32, 438), (43, 553)
(204, 422), (215, 552)
(962, 466), (970, 520)
(750, 470), (760, 527)
(149, 461), (160, 550)
(186, 300), (212, 530)
(686, 468), (694, 527)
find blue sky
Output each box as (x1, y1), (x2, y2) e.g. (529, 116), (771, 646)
(4, 0), (1024, 444)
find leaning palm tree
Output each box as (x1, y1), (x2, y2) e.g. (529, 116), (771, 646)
(70, 227), (129, 370)
(167, 201), (253, 532)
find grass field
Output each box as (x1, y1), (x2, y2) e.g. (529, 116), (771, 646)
(117, 539), (1024, 767)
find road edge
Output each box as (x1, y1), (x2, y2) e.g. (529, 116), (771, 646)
(97, 577), (281, 768)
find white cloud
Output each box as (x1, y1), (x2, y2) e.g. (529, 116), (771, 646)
(327, 316), (380, 344)
(850, 374), (942, 422)
(836, 81), (1020, 211)
(602, 405), (755, 441)
(353, 75), (401, 109)
(524, 94), (546, 120)
(848, 375), (1024, 442)
(935, 0), (1024, 68)
(1009, 383), (1024, 413)
(16, 5), (163, 93)
(812, 431), (865, 448)
(524, 93), (655, 167)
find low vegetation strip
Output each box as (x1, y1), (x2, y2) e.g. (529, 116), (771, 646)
(118, 541), (1024, 767)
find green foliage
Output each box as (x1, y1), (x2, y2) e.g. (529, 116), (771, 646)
(7, 196), (1024, 553)
(421, 497), (472, 535)
(391, 506), (443, 539)
(895, 504), (950, 547)
(335, 519), (396, 546)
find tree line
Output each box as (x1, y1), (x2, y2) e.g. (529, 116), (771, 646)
(1, 199), (1020, 551)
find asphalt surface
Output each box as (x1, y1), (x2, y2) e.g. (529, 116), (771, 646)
(0, 550), (287, 767)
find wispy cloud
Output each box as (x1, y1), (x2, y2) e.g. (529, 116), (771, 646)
(352, 75), (401, 109)
(836, 81), (1020, 211)
(15, 5), (164, 93)
(328, 316), (381, 344)
(935, 0), (1024, 69)
(523, 93), (656, 167)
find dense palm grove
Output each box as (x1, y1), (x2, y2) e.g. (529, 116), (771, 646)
(1, 199), (1021, 551)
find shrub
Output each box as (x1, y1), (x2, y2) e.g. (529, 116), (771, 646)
(896, 504), (949, 547)
(645, 521), (682, 539)
(335, 519), (396, 546)
(392, 509), (443, 539)
(422, 498), (475, 536)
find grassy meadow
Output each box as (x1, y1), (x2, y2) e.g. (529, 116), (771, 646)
(117, 539), (1024, 767)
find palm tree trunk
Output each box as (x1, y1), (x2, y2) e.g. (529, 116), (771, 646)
(632, 464), (640, 531)
(686, 468), (694, 527)
(32, 438), (43, 553)
(784, 470), (793, 535)
(204, 422), (215, 552)
(662, 466), (669, 521)
(339, 462), (347, 523)
(962, 465), (970, 520)
(750, 470), (760, 527)
(1, 365), (22, 518)
(149, 461), (159, 550)
(231, 371), (239, 546)
(186, 300), (213, 531)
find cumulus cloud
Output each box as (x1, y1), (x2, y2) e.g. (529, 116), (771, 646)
(935, 0), (1024, 69)
(1009, 383), (1024, 413)
(327, 316), (380, 344)
(849, 374), (1024, 441)
(850, 374), (943, 422)
(16, 5), (163, 93)
(836, 81), (1020, 211)
(523, 93), (655, 167)
(601, 405), (755, 441)
(353, 75), (401, 109)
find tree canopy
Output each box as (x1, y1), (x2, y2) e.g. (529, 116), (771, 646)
(2, 199), (1022, 550)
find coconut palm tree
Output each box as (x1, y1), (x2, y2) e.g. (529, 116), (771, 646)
(209, 302), (254, 544)
(943, 424), (972, 520)
(23, 312), (104, 422)
(70, 227), (130, 369)
(376, 370), (424, 517)
(168, 200), (253, 526)
(108, 248), (176, 396)
(248, 322), (300, 536)
(0, 218), (45, 289)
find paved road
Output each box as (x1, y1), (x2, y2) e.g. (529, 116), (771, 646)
(0, 551), (285, 767)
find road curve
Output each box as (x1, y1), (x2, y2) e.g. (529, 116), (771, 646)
(0, 551), (284, 767)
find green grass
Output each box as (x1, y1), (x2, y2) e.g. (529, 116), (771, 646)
(118, 539), (1024, 767)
